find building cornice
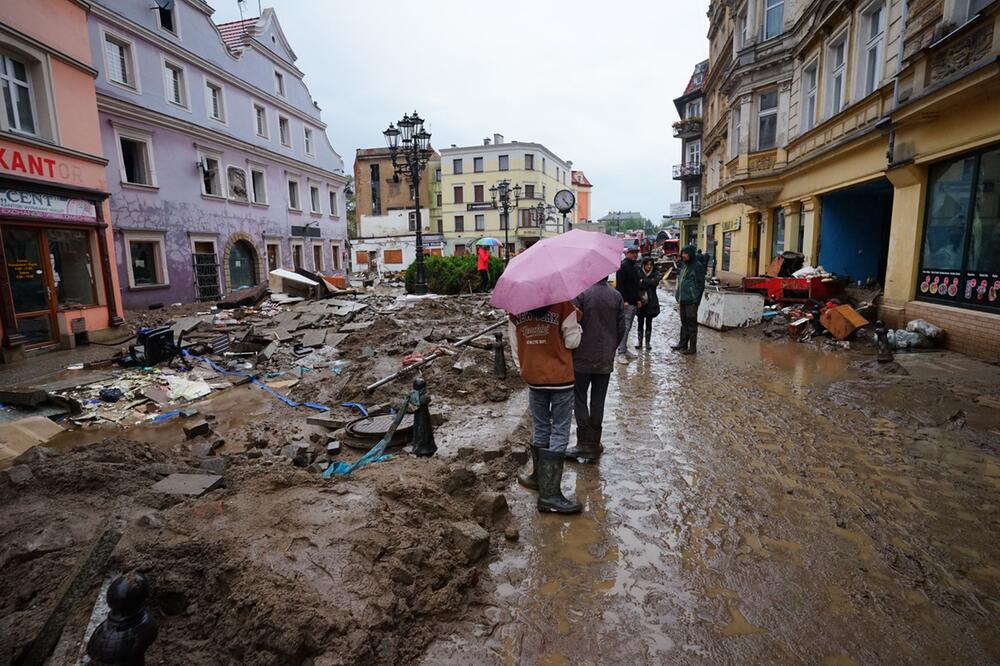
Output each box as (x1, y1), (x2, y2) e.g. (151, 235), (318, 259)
(0, 22), (99, 78)
(97, 94), (347, 186)
(0, 130), (108, 166)
(439, 142), (571, 168)
(88, 4), (325, 130)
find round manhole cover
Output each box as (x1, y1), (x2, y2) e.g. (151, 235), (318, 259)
(347, 413), (414, 437)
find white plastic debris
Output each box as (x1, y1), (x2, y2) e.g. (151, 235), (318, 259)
(906, 319), (943, 340)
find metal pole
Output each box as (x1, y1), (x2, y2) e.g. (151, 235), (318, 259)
(503, 205), (510, 266)
(411, 150), (427, 295)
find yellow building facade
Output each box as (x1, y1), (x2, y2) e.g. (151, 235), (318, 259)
(438, 135), (576, 256)
(696, 0), (1000, 361)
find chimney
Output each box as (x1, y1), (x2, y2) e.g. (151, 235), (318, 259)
(567, 161), (573, 168)
(450, 144), (457, 148)
(483, 137), (491, 145)
(493, 133), (504, 145)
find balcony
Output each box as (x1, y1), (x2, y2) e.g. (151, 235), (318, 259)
(672, 117), (703, 139)
(672, 162), (703, 180)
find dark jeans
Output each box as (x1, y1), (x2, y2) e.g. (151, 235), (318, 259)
(678, 302), (699, 349)
(636, 314), (654, 343)
(574, 372), (611, 433)
(479, 269), (489, 291)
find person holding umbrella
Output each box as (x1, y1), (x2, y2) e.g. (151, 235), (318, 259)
(475, 237), (499, 292)
(492, 229), (622, 514)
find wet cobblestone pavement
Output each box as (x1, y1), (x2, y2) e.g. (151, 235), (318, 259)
(423, 297), (1000, 665)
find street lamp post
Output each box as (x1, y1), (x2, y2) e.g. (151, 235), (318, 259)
(384, 112), (433, 295)
(489, 179), (521, 265)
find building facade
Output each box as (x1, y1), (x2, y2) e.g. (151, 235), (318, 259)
(0, 0), (124, 362)
(672, 59), (708, 249)
(695, 0), (1000, 360)
(353, 147), (437, 224)
(88, 2), (348, 308)
(571, 170), (594, 225)
(352, 207), (444, 275)
(438, 134), (575, 256)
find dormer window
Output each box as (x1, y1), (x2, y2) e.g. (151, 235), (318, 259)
(154, 0), (178, 36)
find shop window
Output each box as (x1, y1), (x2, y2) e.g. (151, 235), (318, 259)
(384, 249), (403, 265)
(920, 146), (1000, 311)
(771, 207), (785, 258)
(126, 233), (168, 287)
(49, 229), (96, 306)
(227, 166), (249, 203)
(722, 231), (733, 271)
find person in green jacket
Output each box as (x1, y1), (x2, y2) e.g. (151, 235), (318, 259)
(672, 245), (708, 355)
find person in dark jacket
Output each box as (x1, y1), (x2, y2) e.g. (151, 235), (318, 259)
(615, 247), (641, 362)
(672, 245), (708, 355)
(565, 277), (625, 462)
(636, 256), (661, 349)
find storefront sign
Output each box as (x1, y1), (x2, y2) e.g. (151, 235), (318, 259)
(0, 142), (85, 184)
(721, 218), (742, 233)
(466, 202), (496, 211)
(0, 189), (96, 222)
(669, 201), (692, 218)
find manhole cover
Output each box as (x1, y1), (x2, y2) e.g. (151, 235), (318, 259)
(347, 413), (414, 437)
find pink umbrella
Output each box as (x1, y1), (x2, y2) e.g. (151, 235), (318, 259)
(491, 229), (623, 315)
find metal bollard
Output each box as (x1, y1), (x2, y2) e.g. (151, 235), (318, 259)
(493, 332), (507, 379)
(87, 572), (158, 665)
(874, 320), (894, 364)
(410, 378), (437, 457)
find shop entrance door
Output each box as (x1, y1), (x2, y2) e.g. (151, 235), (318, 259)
(3, 227), (57, 347)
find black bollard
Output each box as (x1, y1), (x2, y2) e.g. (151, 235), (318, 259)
(493, 332), (507, 379)
(87, 572), (158, 665)
(874, 320), (894, 364)
(410, 378), (437, 457)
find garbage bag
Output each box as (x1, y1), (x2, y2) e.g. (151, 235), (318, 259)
(886, 329), (932, 350)
(906, 319), (943, 340)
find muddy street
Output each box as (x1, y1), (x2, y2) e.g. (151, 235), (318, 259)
(425, 303), (1000, 665)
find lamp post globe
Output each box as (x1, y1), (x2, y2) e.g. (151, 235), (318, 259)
(382, 112), (431, 295)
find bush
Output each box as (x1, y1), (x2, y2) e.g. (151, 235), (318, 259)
(404, 253), (505, 294)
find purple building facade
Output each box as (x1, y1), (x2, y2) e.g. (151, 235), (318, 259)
(87, 1), (348, 308)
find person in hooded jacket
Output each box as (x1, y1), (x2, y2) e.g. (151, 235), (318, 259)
(477, 245), (491, 292)
(672, 245), (708, 354)
(635, 256), (661, 350)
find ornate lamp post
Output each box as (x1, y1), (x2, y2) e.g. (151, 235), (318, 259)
(489, 179), (521, 265)
(384, 112), (433, 295)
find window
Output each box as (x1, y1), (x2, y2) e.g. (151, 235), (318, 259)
(155, 3), (177, 35)
(266, 242), (280, 271)
(274, 70), (285, 97)
(287, 177), (300, 210)
(453, 158), (463, 174)
(227, 166), (248, 203)
(278, 116), (291, 147)
(686, 100), (702, 118)
(722, 231), (733, 271)
(454, 244), (467, 256)
(454, 215), (465, 232)
(199, 152), (223, 196)
(524, 184), (535, 199)
(254, 104), (268, 138)
(329, 190), (338, 216)
(454, 186), (464, 204)
(436, 218), (443, 233)
(475, 214), (485, 231)
(860, 3), (886, 97)
(49, 230), (96, 306)
(686, 140), (701, 166)
(250, 166), (267, 204)
(125, 233), (168, 287)
(958, 0), (992, 22)
(525, 154), (535, 170)
(436, 192), (442, 207)
(304, 127), (314, 155)
(409, 184), (416, 201)
(802, 62), (818, 131)
(757, 91), (778, 150)
(332, 244), (341, 270)
(355, 250), (368, 265)
(310, 184), (321, 213)
(474, 184), (484, 202)
(542, 157), (547, 174)
(408, 211), (418, 231)
(827, 35), (847, 117)
(384, 249), (403, 265)
(0, 53), (37, 135)
(292, 243), (303, 270)
(435, 167), (441, 181)
(499, 155), (509, 171)
(771, 207), (786, 258)
(919, 147), (1000, 313)
(313, 244), (323, 271)
(730, 107), (742, 158)
(370, 163), (381, 215)
(556, 167), (560, 182)
(163, 61), (187, 108)
(203, 82), (225, 123)
(474, 157), (484, 173)
(764, 0), (784, 40)
(688, 186), (701, 210)
(117, 130), (156, 186)
(736, 12), (748, 50)
(104, 34), (135, 89)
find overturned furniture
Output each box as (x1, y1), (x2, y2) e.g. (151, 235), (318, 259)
(697, 289), (765, 331)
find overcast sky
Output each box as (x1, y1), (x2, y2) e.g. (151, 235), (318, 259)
(211, 1), (709, 222)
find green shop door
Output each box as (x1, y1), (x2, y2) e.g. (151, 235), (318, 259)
(228, 240), (258, 289)
(3, 227), (57, 347)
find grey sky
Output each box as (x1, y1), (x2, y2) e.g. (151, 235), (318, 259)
(211, 1), (709, 222)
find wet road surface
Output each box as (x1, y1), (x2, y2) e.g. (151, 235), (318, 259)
(423, 297), (1000, 664)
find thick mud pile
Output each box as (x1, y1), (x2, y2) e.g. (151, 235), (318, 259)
(0, 428), (524, 665)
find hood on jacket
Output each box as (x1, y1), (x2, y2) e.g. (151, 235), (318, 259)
(680, 245), (697, 262)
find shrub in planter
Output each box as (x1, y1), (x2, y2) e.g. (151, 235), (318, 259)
(405, 254), (505, 295)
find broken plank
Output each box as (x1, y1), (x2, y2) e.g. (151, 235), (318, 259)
(300, 329), (328, 348)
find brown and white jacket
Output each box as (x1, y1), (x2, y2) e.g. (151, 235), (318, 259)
(508, 301), (582, 391)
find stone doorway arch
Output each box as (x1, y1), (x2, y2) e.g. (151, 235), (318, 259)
(222, 233), (263, 291)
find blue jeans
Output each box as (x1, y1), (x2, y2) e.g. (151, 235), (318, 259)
(528, 388), (574, 453)
(617, 304), (636, 354)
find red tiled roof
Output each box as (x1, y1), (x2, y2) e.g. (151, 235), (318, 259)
(571, 170), (592, 188)
(216, 17), (258, 51)
(682, 59), (709, 97)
